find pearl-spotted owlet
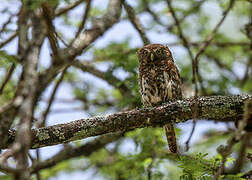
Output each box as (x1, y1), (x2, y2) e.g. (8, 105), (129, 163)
(138, 44), (182, 153)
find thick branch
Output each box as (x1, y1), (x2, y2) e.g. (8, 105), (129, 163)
(2, 95), (251, 149)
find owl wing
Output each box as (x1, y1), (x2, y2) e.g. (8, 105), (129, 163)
(164, 61), (182, 153)
(139, 65), (143, 93)
(167, 61), (182, 100)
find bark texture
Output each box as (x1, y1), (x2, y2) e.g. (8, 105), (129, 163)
(2, 95), (251, 149)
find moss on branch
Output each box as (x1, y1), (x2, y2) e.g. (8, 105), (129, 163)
(3, 95), (251, 149)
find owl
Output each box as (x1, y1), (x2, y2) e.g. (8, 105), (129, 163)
(137, 44), (182, 153)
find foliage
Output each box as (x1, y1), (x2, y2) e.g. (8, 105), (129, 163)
(0, 0), (251, 179)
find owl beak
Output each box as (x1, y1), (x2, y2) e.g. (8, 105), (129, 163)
(150, 53), (154, 61)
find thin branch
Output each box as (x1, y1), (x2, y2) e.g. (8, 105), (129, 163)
(75, 0), (92, 40)
(166, 0), (198, 95)
(40, 65), (70, 127)
(2, 95), (251, 149)
(167, 0), (206, 31)
(123, 1), (150, 45)
(0, 164), (19, 174)
(0, 63), (16, 95)
(241, 18), (252, 87)
(73, 60), (133, 98)
(55, 0), (86, 17)
(30, 132), (123, 173)
(204, 52), (238, 79)
(68, 0), (122, 58)
(240, 58), (251, 86)
(184, 120), (197, 151)
(143, 0), (164, 26)
(226, 133), (249, 174)
(0, 149), (15, 164)
(214, 99), (252, 179)
(0, 32), (17, 48)
(0, 13), (16, 34)
(42, 3), (59, 57)
(194, 0), (235, 65)
(37, 0), (122, 100)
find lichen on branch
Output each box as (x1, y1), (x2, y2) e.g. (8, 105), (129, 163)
(3, 95), (251, 149)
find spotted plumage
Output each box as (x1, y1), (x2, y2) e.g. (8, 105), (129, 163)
(138, 44), (182, 153)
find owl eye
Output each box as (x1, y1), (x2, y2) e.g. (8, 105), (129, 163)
(155, 49), (163, 55)
(143, 49), (149, 56)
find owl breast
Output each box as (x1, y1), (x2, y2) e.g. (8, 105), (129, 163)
(141, 69), (174, 107)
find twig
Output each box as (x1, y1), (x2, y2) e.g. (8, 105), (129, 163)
(37, 0), (122, 99)
(143, 0), (164, 26)
(55, 0), (86, 17)
(0, 164), (19, 174)
(167, 0), (206, 31)
(73, 60), (133, 99)
(241, 18), (252, 87)
(40, 65), (70, 127)
(194, 0), (235, 67)
(226, 133), (249, 174)
(240, 58), (251, 86)
(55, 32), (69, 47)
(0, 32), (17, 49)
(166, 0), (198, 96)
(0, 63), (15, 95)
(204, 52), (238, 79)
(184, 120), (197, 151)
(75, 0), (92, 39)
(42, 3), (59, 57)
(69, 0), (122, 57)
(0, 149), (15, 163)
(0, 13), (16, 34)
(214, 100), (252, 179)
(35, 149), (41, 180)
(147, 139), (157, 180)
(123, 1), (150, 45)
(30, 132), (123, 173)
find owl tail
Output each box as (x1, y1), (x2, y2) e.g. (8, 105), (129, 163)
(164, 124), (177, 153)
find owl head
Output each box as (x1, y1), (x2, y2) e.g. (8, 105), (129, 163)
(137, 44), (173, 64)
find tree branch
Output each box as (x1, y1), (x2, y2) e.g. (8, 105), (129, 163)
(166, 0), (199, 95)
(214, 99), (252, 179)
(37, 0), (122, 100)
(0, 63), (16, 95)
(55, 0), (87, 17)
(67, 0), (122, 58)
(73, 60), (133, 99)
(194, 0), (235, 65)
(0, 32), (17, 49)
(1, 95), (251, 149)
(123, 1), (150, 45)
(75, 0), (92, 40)
(30, 132), (123, 173)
